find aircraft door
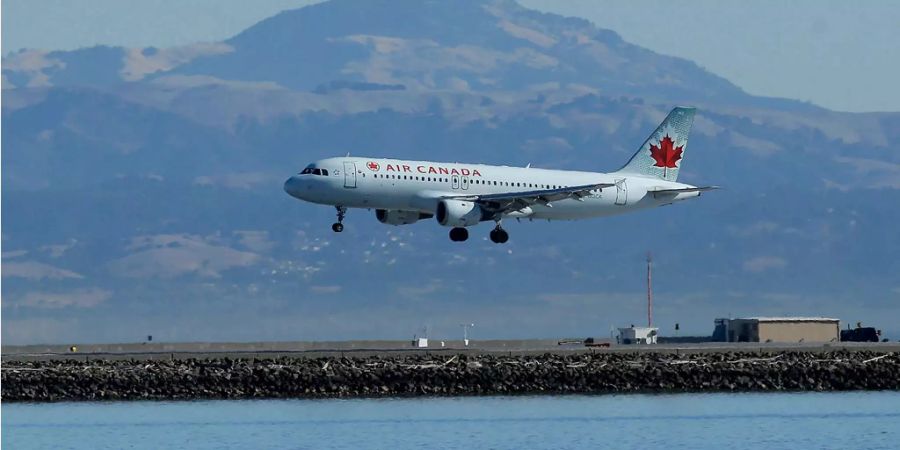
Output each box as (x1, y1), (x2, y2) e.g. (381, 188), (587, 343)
(461, 176), (469, 190)
(615, 179), (627, 205)
(451, 175), (460, 189)
(343, 162), (357, 188)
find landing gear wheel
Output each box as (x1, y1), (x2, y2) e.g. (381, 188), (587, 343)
(332, 206), (347, 233)
(489, 226), (509, 244)
(449, 227), (469, 242)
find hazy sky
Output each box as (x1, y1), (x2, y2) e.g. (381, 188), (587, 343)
(3, 0), (899, 112)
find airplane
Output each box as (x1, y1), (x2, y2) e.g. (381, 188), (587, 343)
(284, 106), (717, 243)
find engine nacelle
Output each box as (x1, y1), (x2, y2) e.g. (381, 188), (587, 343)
(435, 199), (484, 227)
(376, 209), (432, 225)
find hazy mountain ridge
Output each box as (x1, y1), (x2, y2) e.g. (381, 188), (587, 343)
(2, 0), (898, 344)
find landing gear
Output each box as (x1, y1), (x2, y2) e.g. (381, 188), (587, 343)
(332, 206), (347, 233)
(449, 227), (469, 242)
(489, 224), (509, 244)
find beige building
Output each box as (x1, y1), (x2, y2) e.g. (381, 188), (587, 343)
(724, 317), (840, 343)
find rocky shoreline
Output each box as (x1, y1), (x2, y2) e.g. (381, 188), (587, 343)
(3, 351), (898, 402)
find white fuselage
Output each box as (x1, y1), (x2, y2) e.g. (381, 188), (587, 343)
(284, 157), (700, 222)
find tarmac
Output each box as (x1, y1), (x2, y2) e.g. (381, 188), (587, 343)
(4, 339), (899, 362)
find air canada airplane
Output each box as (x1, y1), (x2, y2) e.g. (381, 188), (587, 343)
(284, 107), (717, 243)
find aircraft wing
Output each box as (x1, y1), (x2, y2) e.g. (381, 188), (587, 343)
(443, 183), (614, 216)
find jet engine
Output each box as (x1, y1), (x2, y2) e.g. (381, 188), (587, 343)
(435, 200), (484, 227)
(375, 209), (433, 225)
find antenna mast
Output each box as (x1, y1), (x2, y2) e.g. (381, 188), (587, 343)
(647, 252), (653, 327)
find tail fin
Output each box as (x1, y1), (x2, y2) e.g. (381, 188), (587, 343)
(617, 106), (696, 182)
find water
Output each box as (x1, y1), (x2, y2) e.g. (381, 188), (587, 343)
(5, 392), (899, 449)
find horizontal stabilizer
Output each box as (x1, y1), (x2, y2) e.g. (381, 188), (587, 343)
(650, 186), (719, 197)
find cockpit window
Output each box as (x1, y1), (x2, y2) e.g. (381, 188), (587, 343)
(300, 164), (330, 176)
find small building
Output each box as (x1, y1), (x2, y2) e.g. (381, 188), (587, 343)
(721, 317), (840, 343)
(617, 326), (658, 345)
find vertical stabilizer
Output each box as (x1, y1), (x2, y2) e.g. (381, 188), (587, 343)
(617, 107), (696, 182)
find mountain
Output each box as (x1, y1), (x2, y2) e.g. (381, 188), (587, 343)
(2, 0), (898, 344)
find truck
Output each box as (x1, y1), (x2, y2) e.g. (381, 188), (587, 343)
(840, 325), (881, 342)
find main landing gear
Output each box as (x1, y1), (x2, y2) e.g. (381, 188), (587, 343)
(489, 224), (509, 244)
(449, 227), (468, 242)
(332, 206), (346, 233)
(448, 225), (509, 243)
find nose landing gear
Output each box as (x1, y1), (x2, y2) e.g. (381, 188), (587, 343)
(332, 206), (347, 232)
(489, 224), (509, 244)
(449, 227), (469, 242)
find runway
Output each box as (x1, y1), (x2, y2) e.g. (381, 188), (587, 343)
(4, 339), (898, 362)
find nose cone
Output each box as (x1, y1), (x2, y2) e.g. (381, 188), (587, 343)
(283, 175), (304, 199)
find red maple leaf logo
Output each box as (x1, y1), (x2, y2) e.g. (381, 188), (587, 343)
(367, 161), (380, 171)
(649, 135), (683, 169)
